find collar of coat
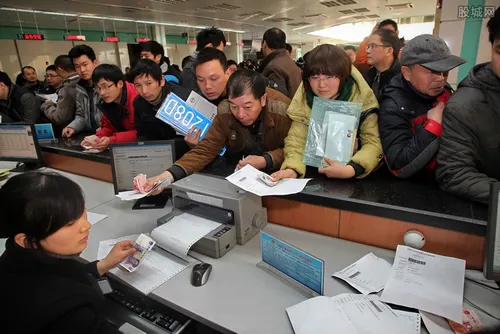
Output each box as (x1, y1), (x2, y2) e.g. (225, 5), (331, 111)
(259, 49), (288, 72)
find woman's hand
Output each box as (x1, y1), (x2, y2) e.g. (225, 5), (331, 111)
(270, 168), (298, 181)
(97, 240), (136, 276)
(318, 157), (355, 179)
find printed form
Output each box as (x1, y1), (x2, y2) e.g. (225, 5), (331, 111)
(381, 245), (465, 323)
(332, 252), (392, 295)
(226, 165), (311, 196)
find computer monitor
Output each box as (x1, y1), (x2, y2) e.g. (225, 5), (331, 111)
(484, 182), (500, 280)
(0, 124), (43, 171)
(110, 140), (185, 209)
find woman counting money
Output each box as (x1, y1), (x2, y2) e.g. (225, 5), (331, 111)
(0, 172), (136, 334)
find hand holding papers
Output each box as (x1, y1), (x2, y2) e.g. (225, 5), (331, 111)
(226, 165), (311, 196)
(381, 245), (466, 323)
(332, 252), (392, 295)
(119, 234), (156, 273)
(117, 176), (172, 201)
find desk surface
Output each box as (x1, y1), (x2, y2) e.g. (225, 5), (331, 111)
(37, 144), (488, 234)
(39, 136), (110, 164)
(2, 166), (500, 334)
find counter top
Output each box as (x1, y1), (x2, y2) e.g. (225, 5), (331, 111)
(39, 136), (110, 164)
(38, 144), (488, 236)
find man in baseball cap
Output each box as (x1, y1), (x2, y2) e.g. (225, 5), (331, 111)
(378, 34), (466, 179)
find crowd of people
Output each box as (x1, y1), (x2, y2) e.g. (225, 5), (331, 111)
(1, 9), (500, 206)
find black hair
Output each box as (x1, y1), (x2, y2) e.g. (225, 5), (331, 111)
(227, 69), (266, 100)
(487, 7), (500, 44)
(372, 29), (401, 59)
(68, 44), (97, 62)
(15, 73), (25, 86)
(379, 19), (398, 31)
(0, 172), (85, 248)
(0, 71), (12, 86)
(196, 27), (226, 51)
(130, 59), (163, 83)
(54, 55), (75, 72)
(92, 64), (124, 85)
(140, 40), (165, 57)
(263, 28), (287, 50)
(164, 56), (171, 67)
(194, 47), (228, 71)
(228, 59), (238, 67)
(46, 65), (57, 72)
(344, 45), (357, 52)
(286, 43), (293, 53)
(21, 66), (36, 75)
(182, 56), (192, 69)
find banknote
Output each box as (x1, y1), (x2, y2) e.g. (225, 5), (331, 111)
(258, 172), (281, 187)
(119, 234), (156, 273)
(448, 308), (482, 333)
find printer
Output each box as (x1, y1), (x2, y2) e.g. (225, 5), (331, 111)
(157, 174), (268, 258)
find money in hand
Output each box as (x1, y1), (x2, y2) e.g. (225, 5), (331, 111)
(119, 234), (156, 273)
(259, 172), (280, 187)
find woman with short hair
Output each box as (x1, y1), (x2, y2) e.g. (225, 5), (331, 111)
(0, 172), (136, 334)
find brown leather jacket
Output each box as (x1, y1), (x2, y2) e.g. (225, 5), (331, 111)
(168, 88), (291, 181)
(260, 49), (302, 99)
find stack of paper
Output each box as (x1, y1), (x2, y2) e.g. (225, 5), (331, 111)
(286, 293), (416, 334)
(226, 165), (312, 196)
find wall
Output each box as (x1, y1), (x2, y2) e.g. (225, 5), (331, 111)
(438, 0), (499, 87)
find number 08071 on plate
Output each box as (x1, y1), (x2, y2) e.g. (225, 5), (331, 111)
(155, 92), (212, 139)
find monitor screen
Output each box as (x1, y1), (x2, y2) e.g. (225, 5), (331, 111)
(0, 124), (41, 162)
(485, 183), (500, 280)
(110, 141), (175, 194)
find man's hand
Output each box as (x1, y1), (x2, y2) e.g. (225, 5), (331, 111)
(93, 137), (110, 151)
(427, 101), (445, 124)
(270, 168), (298, 181)
(237, 155), (267, 170)
(62, 127), (76, 138)
(318, 157), (355, 179)
(97, 240), (136, 276)
(134, 171), (173, 196)
(184, 127), (201, 148)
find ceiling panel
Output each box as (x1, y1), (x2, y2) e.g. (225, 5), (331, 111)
(0, 0), (437, 42)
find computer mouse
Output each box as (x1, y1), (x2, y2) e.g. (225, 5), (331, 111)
(190, 263), (212, 287)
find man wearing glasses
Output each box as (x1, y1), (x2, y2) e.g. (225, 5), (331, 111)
(378, 34), (466, 179)
(44, 65), (62, 93)
(80, 64), (138, 151)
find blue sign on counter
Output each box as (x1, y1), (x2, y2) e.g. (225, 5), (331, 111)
(34, 123), (55, 141)
(260, 231), (324, 295)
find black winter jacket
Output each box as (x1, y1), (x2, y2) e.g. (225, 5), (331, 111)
(0, 84), (40, 123)
(378, 74), (452, 178)
(0, 238), (120, 334)
(364, 59), (401, 100)
(436, 62), (500, 203)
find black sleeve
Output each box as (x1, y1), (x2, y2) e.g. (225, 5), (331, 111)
(179, 67), (199, 93)
(378, 97), (440, 178)
(436, 102), (497, 203)
(170, 83), (191, 101)
(20, 92), (41, 123)
(48, 306), (121, 334)
(133, 99), (146, 141)
(85, 261), (101, 279)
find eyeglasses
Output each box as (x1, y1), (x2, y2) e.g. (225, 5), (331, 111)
(308, 75), (338, 84)
(366, 43), (389, 50)
(94, 83), (115, 93)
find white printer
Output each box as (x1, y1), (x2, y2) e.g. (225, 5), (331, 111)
(157, 174), (268, 258)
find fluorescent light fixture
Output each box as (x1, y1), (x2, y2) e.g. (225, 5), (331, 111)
(0, 7), (245, 33)
(293, 24), (314, 31)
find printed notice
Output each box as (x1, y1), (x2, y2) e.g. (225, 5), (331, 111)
(260, 231), (324, 295)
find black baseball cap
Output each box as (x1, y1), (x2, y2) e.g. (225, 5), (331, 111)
(400, 34), (466, 72)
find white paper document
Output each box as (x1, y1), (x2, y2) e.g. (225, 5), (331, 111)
(332, 252), (392, 295)
(394, 310), (421, 334)
(116, 178), (171, 201)
(151, 212), (221, 260)
(420, 311), (454, 334)
(37, 93), (58, 103)
(97, 234), (188, 294)
(381, 245), (465, 323)
(286, 293), (412, 334)
(186, 90), (217, 121)
(87, 212), (108, 225)
(226, 165), (312, 196)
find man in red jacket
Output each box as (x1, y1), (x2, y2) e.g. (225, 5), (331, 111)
(81, 64), (138, 151)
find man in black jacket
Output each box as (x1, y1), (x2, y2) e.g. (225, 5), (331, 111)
(364, 29), (401, 100)
(132, 59), (191, 141)
(139, 41), (181, 84)
(0, 71), (40, 123)
(378, 34), (466, 179)
(179, 27), (226, 93)
(436, 8), (500, 203)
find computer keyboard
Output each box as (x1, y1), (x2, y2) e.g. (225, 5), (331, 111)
(104, 277), (192, 334)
